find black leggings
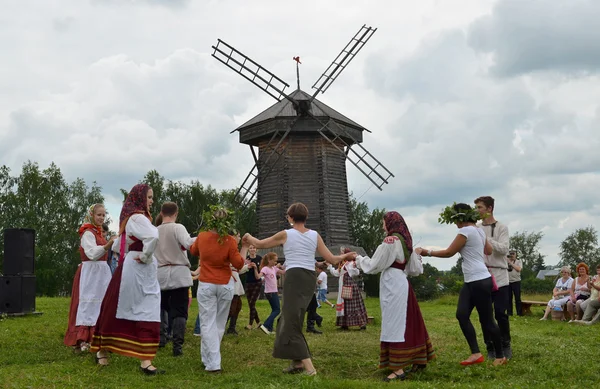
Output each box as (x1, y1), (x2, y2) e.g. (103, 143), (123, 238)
(456, 277), (503, 357)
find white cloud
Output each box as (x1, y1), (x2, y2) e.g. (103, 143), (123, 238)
(2, 0), (599, 270)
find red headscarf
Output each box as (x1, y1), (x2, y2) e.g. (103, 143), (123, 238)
(78, 204), (104, 236)
(384, 211), (413, 254)
(118, 183), (152, 235)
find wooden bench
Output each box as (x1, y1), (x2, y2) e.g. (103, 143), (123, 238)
(521, 300), (547, 316)
(522, 300), (572, 320)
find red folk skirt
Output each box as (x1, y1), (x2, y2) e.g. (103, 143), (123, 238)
(379, 285), (435, 369)
(64, 265), (94, 346)
(90, 263), (159, 360)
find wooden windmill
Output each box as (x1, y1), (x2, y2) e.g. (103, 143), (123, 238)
(212, 25), (394, 252)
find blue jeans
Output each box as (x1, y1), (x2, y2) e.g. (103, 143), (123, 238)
(317, 289), (328, 302)
(194, 314), (201, 335)
(263, 292), (281, 332)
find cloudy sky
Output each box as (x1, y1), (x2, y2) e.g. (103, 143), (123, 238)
(2, 0), (599, 270)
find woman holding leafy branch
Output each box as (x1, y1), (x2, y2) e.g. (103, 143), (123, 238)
(415, 203), (506, 366)
(242, 202), (352, 376)
(189, 206), (248, 373)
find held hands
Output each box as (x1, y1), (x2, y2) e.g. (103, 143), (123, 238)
(415, 247), (424, 256)
(242, 233), (254, 246)
(342, 251), (358, 261)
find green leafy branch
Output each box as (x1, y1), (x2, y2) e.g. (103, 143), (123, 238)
(438, 202), (482, 225)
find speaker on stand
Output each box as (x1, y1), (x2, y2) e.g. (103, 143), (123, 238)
(0, 228), (40, 315)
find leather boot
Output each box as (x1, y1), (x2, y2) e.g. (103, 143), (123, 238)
(306, 319), (322, 334)
(172, 317), (187, 357)
(226, 316), (239, 335)
(159, 310), (169, 348)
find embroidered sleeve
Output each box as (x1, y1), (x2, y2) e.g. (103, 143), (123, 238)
(355, 239), (398, 275)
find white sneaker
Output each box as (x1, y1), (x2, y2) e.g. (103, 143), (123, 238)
(260, 325), (271, 335)
(193, 333), (201, 337)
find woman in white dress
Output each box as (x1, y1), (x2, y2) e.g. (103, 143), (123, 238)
(91, 184), (164, 375)
(64, 204), (115, 352)
(354, 211), (434, 382)
(540, 266), (574, 320)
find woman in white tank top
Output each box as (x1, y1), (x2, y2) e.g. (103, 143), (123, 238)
(243, 202), (353, 376)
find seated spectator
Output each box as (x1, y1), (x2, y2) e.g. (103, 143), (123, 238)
(567, 262), (590, 321)
(572, 264), (600, 325)
(540, 267), (573, 320)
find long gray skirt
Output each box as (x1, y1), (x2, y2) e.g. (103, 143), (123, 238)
(273, 267), (317, 360)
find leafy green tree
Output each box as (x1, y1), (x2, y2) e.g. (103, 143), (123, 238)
(559, 226), (600, 270)
(509, 231), (546, 278)
(0, 162), (103, 296)
(348, 193), (386, 256)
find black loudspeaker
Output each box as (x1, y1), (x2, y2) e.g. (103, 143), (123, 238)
(3, 228), (36, 275)
(0, 275), (36, 313)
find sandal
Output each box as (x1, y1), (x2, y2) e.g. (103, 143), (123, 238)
(282, 363), (304, 374)
(95, 353), (109, 366)
(304, 369), (317, 376)
(139, 365), (166, 375)
(383, 371), (406, 382)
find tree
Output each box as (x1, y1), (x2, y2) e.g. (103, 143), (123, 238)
(449, 255), (464, 277)
(349, 193), (386, 256)
(559, 226), (600, 270)
(509, 231), (546, 278)
(0, 162), (103, 296)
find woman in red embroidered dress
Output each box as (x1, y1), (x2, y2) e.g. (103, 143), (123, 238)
(64, 204), (115, 352)
(91, 184), (164, 375)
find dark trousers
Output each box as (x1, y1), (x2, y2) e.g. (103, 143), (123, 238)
(160, 287), (190, 349)
(306, 294), (322, 327)
(263, 292), (281, 331)
(160, 287), (190, 321)
(483, 285), (511, 348)
(508, 281), (522, 316)
(456, 277), (503, 357)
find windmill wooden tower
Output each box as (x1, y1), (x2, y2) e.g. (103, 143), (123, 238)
(212, 25), (394, 254)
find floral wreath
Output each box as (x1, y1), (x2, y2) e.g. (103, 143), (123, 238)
(438, 202), (482, 225)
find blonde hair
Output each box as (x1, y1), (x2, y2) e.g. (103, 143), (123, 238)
(560, 266), (572, 276)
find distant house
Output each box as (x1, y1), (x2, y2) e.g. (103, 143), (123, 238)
(536, 269), (560, 280)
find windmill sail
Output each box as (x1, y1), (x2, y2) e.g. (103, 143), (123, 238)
(311, 25), (377, 100)
(212, 39), (291, 102)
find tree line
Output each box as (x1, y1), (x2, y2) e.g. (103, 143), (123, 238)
(1, 161), (599, 298)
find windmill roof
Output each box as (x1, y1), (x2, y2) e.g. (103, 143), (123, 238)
(235, 89), (367, 132)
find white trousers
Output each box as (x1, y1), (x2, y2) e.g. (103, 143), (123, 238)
(197, 280), (234, 371)
(548, 296), (570, 309)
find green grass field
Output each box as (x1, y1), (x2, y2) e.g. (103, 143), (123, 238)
(0, 295), (598, 388)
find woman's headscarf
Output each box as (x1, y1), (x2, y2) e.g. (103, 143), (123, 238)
(118, 183), (152, 235)
(384, 211), (413, 254)
(78, 204), (104, 236)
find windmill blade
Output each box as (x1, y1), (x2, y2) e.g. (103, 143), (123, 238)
(311, 25), (377, 101)
(309, 113), (394, 190)
(212, 39), (292, 103)
(234, 126), (295, 208)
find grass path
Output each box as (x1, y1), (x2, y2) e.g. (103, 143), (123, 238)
(0, 294), (598, 388)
